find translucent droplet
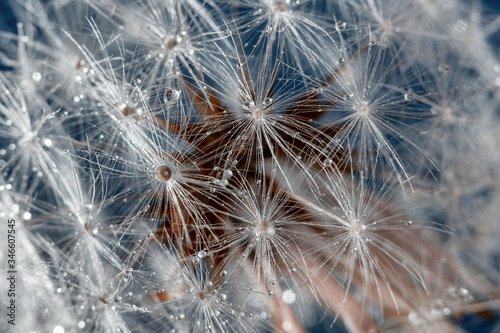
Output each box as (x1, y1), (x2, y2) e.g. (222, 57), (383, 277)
(267, 290), (273, 296)
(219, 293), (227, 301)
(282, 290), (296, 304)
(197, 250), (208, 259)
(223, 169), (233, 179)
(23, 212), (32, 220)
(323, 158), (333, 167)
(53, 326), (65, 333)
(78, 321), (86, 329)
(32, 72), (42, 82)
(282, 321), (293, 332)
(438, 63), (450, 73)
(164, 88), (180, 105)
(338, 58), (345, 65)
(336, 21), (347, 31)
(454, 20), (468, 32)
(404, 93), (414, 101)
(263, 97), (273, 107)
(220, 270), (227, 276)
(43, 138), (53, 148)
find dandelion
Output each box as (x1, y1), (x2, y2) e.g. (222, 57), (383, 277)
(1, 0), (500, 332)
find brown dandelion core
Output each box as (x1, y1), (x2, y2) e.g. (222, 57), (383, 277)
(198, 292), (207, 300)
(155, 165), (172, 182)
(253, 108), (264, 120)
(357, 103), (370, 116)
(162, 36), (178, 50)
(255, 220), (275, 238)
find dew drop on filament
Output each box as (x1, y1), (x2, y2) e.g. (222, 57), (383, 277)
(197, 250), (208, 259)
(164, 88), (180, 106)
(404, 93), (414, 101)
(438, 63), (450, 73)
(336, 21), (347, 31)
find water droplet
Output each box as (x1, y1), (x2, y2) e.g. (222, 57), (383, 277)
(53, 326), (65, 333)
(221, 270), (227, 276)
(404, 93), (414, 101)
(282, 320), (293, 332)
(267, 290), (273, 296)
(23, 212), (31, 220)
(282, 290), (296, 304)
(164, 88), (180, 105)
(223, 169), (233, 179)
(198, 250), (208, 259)
(338, 58), (345, 65)
(408, 311), (422, 326)
(454, 20), (468, 33)
(263, 97), (273, 107)
(32, 72), (42, 82)
(438, 63), (450, 73)
(78, 321), (85, 329)
(323, 158), (333, 167)
(336, 21), (347, 31)
(219, 294), (227, 301)
(43, 138), (53, 149)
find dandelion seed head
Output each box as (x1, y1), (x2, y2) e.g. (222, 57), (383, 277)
(161, 35), (180, 50)
(155, 165), (173, 183)
(356, 101), (371, 117)
(254, 220), (275, 239)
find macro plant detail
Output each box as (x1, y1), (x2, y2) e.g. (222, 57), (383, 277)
(0, 0), (500, 332)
